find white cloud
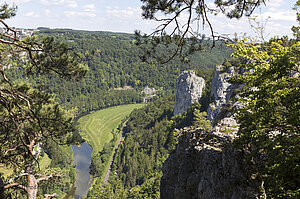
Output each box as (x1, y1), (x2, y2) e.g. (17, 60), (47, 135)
(40, 0), (48, 5)
(106, 7), (141, 19)
(11, 0), (31, 4)
(40, 0), (63, 6)
(265, 0), (283, 8)
(204, 9), (296, 40)
(64, 11), (96, 18)
(206, 2), (216, 8)
(63, 3), (97, 18)
(40, 0), (78, 8)
(261, 10), (296, 22)
(67, 0), (78, 8)
(83, 4), (96, 12)
(44, 9), (51, 16)
(267, 7), (280, 12)
(24, 11), (40, 18)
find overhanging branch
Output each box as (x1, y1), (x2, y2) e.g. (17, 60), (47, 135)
(4, 183), (27, 191)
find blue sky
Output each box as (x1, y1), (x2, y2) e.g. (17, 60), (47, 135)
(5, 0), (299, 39)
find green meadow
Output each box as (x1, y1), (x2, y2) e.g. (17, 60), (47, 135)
(0, 151), (51, 179)
(0, 165), (13, 178)
(78, 104), (144, 155)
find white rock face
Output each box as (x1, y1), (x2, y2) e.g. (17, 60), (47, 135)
(174, 70), (205, 116)
(161, 66), (265, 199)
(206, 65), (246, 137)
(207, 65), (235, 122)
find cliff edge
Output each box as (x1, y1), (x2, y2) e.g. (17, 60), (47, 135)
(160, 128), (264, 199)
(161, 66), (264, 199)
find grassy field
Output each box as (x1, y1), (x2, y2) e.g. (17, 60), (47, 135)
(39, 152), (51, 171)
(0, 151), (52, 179)
(78, 104), (144, 156)
(0, 164), (13, 178)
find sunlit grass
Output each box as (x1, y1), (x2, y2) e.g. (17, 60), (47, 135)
(78, 104), (144, 156)
(38, 152), (52, 171)
(0, 164), (13, 178)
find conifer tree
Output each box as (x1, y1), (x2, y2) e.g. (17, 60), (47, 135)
(0, 3), (87, 198)
(136, 0), (266, 63)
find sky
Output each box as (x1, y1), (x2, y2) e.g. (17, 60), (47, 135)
(4, 0), (299, 39)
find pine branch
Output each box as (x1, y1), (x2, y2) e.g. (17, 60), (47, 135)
(44, 193), (57, 199)
(4, 183), (27, 191)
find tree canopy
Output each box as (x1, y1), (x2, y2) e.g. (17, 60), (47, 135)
(226, 2), (300, 197)
(16, 28), (228, 115)
(0, 3), (87, 198)
(230, 33), (300, 199)
(136, 0), (267, 63)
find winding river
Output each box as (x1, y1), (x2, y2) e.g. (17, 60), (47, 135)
(72, 142), (93, 199)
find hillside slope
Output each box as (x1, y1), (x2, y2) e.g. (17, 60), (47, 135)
(10, 29), (230, 114)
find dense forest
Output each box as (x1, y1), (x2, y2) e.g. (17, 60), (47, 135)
(8, 29), (230, 115)
(1, 0), (299, 198)
(2, 29), (229, 198)
(86, 96), (206, 198)
(4, 27), (298, 199)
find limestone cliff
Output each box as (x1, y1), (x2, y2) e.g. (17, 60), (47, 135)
(161, 128), (264, 199)
(207, 65), (237, 122)
(161, 66), (264, 199)
(174, 70), (205, 116)
(206, 65), (243, 137)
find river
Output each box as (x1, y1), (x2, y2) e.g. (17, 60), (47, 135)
(72, 142), (93, 199)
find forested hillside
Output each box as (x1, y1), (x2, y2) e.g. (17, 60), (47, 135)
(1, 0), (299, 198)
(86, 96), (203, 198)
(8, 29), (229, 115)
(3, 29), (228, 197)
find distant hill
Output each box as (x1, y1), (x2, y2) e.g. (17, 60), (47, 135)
(9, 29), (230, 114)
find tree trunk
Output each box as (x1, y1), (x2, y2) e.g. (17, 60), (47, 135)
(27, 174), (38, 199)
(0, 177), (6, 199)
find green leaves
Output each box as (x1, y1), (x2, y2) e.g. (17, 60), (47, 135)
(192, 108), (212, 131)
(0, 3), (16, 20)
(231, 39), (300, 198)
(22, 35), (88, 80)
(0, 4), (88, 197)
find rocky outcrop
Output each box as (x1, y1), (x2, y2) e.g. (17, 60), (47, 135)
(207, 65), (236, 122)
(174, 71), (205, 116)
(206, 65), (243, 136)
(160, 128), (264, 199)
(161, 65), (265, 199)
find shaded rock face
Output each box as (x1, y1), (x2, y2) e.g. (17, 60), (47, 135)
(174, 71), (205, 116)
(161, 129), (263, 199)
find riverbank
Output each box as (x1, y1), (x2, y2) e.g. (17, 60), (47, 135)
(73, 104), (144, 198)
(86, 118), (129, 194)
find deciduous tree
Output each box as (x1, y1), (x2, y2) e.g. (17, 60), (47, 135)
(230, 37), (300, 198)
